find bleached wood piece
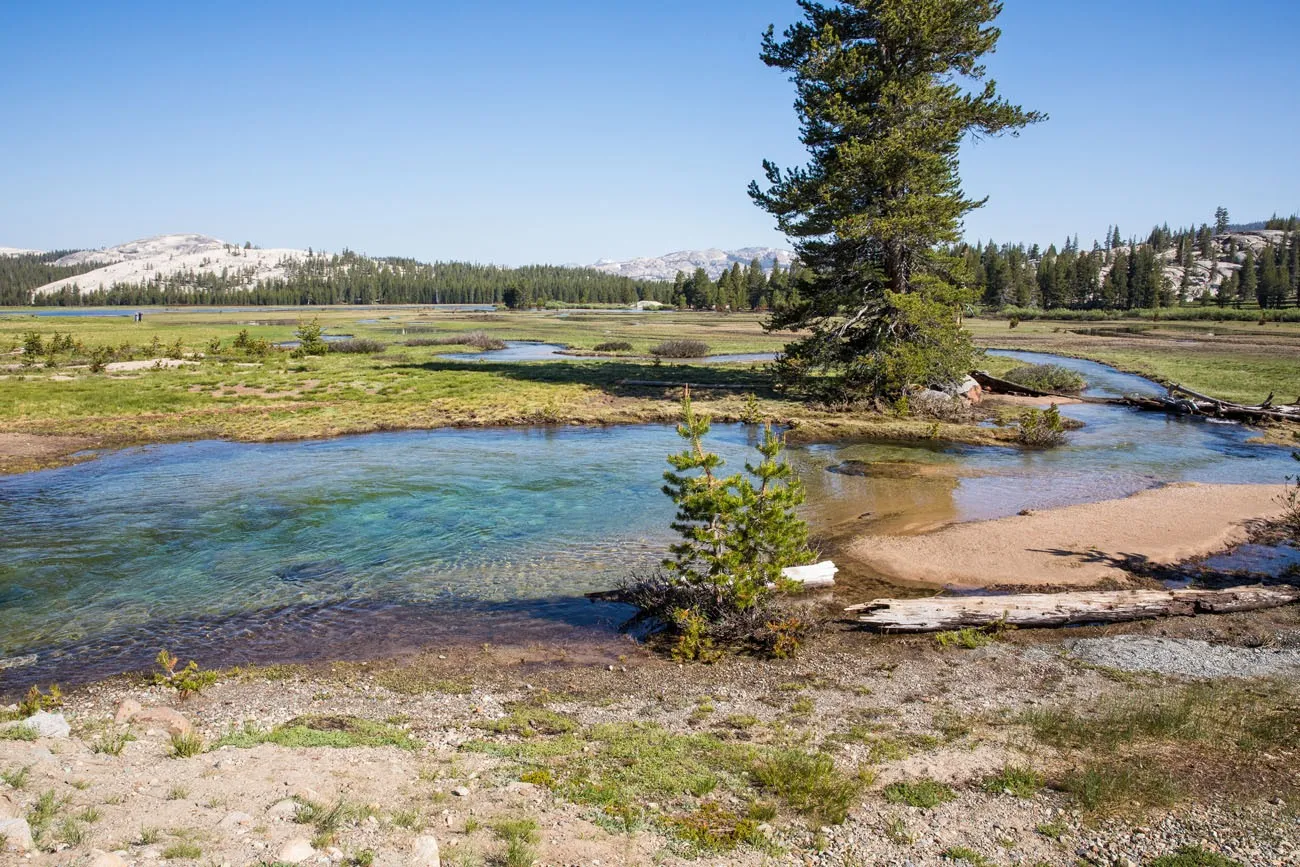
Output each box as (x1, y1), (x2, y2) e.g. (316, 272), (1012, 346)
(845, 585), (1300, 632)
(781, 560), (838, 588)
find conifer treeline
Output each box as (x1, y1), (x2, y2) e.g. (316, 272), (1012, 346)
(960, 215), (1300, 311)
(0, 252), (103, 306)
(9, 248), (807, 311)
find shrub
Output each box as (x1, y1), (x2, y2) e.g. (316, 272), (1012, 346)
(328, 338), (386, 353)
(1002, 363), (1086, 394)
(981, 764), (1043, 798)
(154, 649), (217, 700)
(593, 340), (633, 352)
(749, 749), (865, 825)
(88, 345), (114, 372)
(169, 732), (204, 758)
(882, 778), (956, 808)
(650, 339), (709, 358)
(1018, 404), (1066, 446)
(19, 684), (62, 716)
(231, 329), (270, 356)
(619, 391), (814, 658)
(91, 730), (135, 755)
(290, 319), (329, 357)
(1278, 451), (1300, 539)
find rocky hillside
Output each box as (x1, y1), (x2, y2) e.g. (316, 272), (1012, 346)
(32, 234), (328, 297)
(589, 246), (794, 281)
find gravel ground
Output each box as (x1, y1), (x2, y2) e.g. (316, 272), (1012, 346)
(1062, 635), (1300, 679)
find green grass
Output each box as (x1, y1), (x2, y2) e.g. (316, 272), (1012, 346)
(981, 764), (1044, 798)
(1060, 760), (1181, 815)
(213, 715), (418, 750)
(168, 732), (204, 758)
(941, 846), (996, 866)
(91, 730), (135, 755)
(466, 720), (864, 849)
(480, 703), (577, 738)
(1145, 845), (1244, 867)
(934, 627), (996, 650)
(491, 816), (539, 867)
(0, 724), (37, 742)
(882, 778), (957, 809)
(162, 840), (202, 860)
(1, 765), (31, 788)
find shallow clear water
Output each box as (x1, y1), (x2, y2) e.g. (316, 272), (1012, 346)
(442, 341), (570, 361)
(1, 353), (1295, 687)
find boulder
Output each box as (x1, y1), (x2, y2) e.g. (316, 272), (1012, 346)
(0, 817), (34, 852)
(218, 810), (254, 831)
(88, 852), (128, 867)
(267, 799), (300, 820)
(4, 711), (71, 738)
(114, 699), (142, 724)
(277, 837), (316, 863)
(130, 706), (192, 736)
(955, 375), (983, 405)
(412, 835), (441, 866)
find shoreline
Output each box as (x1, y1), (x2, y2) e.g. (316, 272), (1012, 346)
(846, 482), (1290, 589)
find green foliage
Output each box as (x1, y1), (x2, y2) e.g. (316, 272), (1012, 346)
(1001, 363), (1086, 394)
(1017, 404), (1065, 446)
(213, 715), (418, 750)
(18, 684), (62, 716)
(491, 816), (539, 867)
(1146, 845), (1244, 867)
(882, 778), (957, 809)
(934, 627), (995, 650)
(481, 704), (577, 738)
(749, 749), (866, 825)
(670, 607), (721, 663)
(650, 339), (709, 358)
(1061, 759), (1181, 814)
(0, 724), (37, 742)
(592, 340), (633, 352)
(981, 764), (1043, 798)
(665, 801), (762, 853)
(1, 765), (31, 789)
(328, 338), (386, 353)
(231, 328), (271, 355)
(753, 0), (1041, 401)
(154, 650), (217, 700)
(169, 731), (204, 758)
(1279, 450), (1300, 538)
(941, 846), (995, 866)
(162, 841), (202, 860)
(91, 730), (135, 755)
(290, 318), (329, 356)
(661, 390), (811, 614)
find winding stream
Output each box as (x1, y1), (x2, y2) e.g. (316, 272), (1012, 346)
(1, 352), (1293, 687)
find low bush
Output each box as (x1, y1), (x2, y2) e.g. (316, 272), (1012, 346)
(593, 340), (633, 352)
(1002, 363), (1086, 394)
(1018, 404), (1066, 446)
(416, 331), (507, 350)
(650, 339), (709, 358)
(328, 338), (386, 353)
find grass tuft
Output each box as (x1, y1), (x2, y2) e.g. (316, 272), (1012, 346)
(214, 715), (417, 750)
(882, 778), (957, 809)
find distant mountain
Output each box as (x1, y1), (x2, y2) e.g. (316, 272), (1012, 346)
(0, 246), (45, 257)
(589, 247), (795, 282)
(35, 233), (324, 296)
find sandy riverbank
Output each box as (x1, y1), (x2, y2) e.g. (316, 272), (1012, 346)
(847, 482), (1289, 589)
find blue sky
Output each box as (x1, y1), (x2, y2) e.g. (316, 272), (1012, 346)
(2, 1), (1297, 265)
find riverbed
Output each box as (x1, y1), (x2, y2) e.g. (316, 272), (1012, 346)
(1, 353), (1294, 687)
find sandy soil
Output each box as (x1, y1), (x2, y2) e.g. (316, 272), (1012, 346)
(847, 482), (1289, 589)
(0, 432), (99, 475)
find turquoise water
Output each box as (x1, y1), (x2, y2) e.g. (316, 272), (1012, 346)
(1, 354), (1295, 687)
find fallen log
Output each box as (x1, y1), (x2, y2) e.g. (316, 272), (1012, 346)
(970, 370), (1058, 398)
(845, 585), (1300, 632)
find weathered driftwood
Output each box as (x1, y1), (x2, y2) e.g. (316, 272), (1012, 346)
(781, 560), (838, 588)
(845, 585), (1300, 633)
(970, 370), (1058, 398)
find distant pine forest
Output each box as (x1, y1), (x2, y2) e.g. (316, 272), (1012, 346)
(3, 213), (1297, 313)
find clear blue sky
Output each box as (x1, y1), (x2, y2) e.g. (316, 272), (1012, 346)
(2, 1), (1297, 265)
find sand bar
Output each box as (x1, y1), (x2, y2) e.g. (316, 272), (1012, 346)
(848, 482), (1288, 588)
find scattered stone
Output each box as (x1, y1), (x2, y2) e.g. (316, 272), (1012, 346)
(130, 706), (193, 736)
(267, 799), (300, 820)
(114, 699), (142, 724)
(452, 786), (470, 798)
(277, 837), (315, 863)
(1063, 636), (1300, 679)
(290, 785), (322, 803)
(88, 852), (128, 867)
(218, 811), (254, 830)
(412, 834), (441, 866)
(0, 817), (34, 852)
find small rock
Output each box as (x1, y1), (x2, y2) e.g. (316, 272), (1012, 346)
(267, 799), (300, 820)
(0, 794), (18, 819)
(5, 711), (70, 738)
(89, 852), (129, 867)
(277, 837), (316, 863)
(0, 818), (35, 852)
(130, 706), (192, 736)
(291, 785), (323, 803)
(452, 786), (470, 798)
(412, 834), (441, 866)
(114, 699), (142, 724)
(218, 810), (254, 830)
(326, 847), (344, 860)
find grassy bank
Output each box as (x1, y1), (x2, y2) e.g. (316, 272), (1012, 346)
(0, 308), (1018, 472)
